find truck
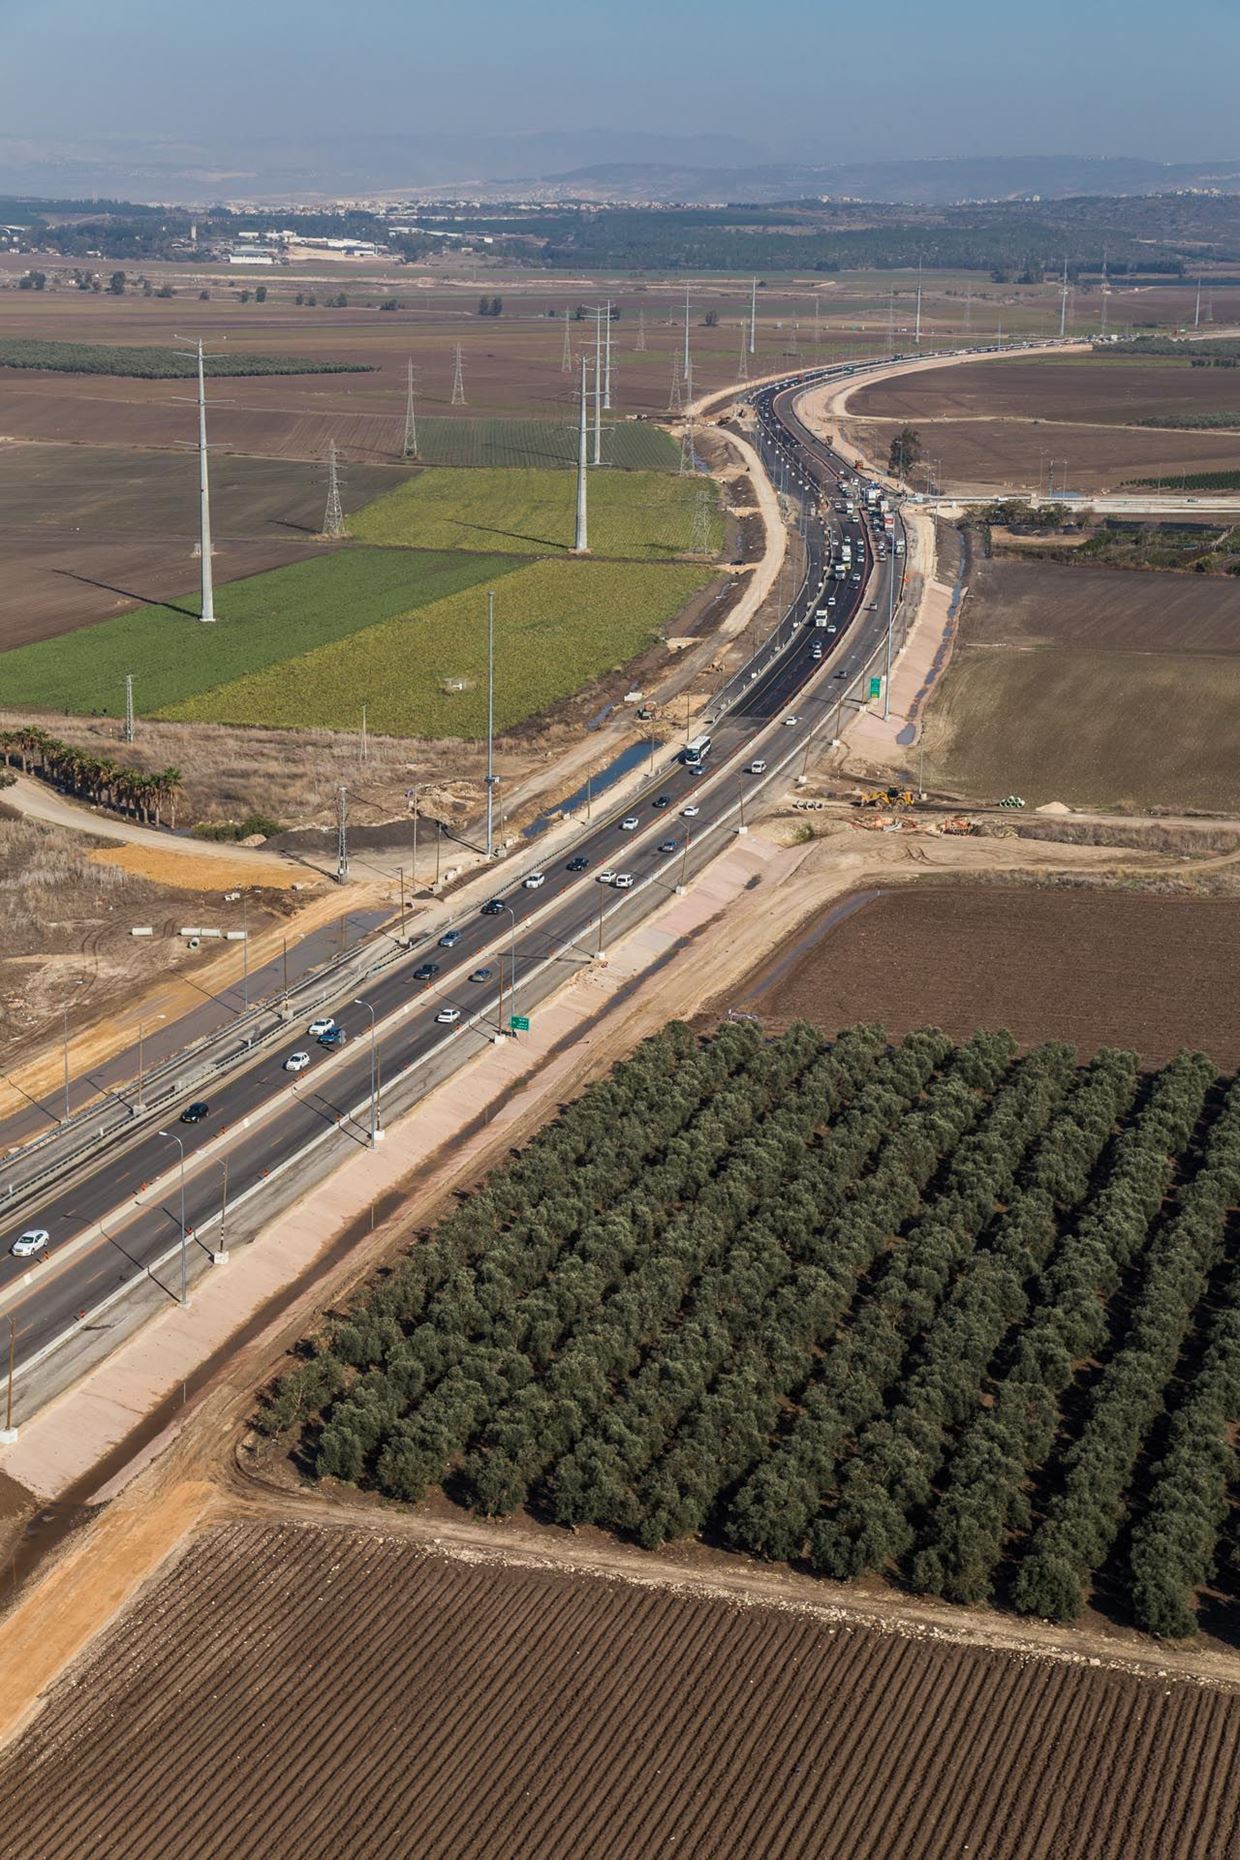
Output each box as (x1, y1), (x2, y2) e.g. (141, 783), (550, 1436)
(865, 486), (881, 508)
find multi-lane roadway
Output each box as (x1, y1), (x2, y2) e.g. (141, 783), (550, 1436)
(0, 363), (907, 1397)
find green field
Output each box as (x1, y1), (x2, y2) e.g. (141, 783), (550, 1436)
(0, 547), (518, 717)
(158, 558), (714, 737)
(0, 339), (372, 378)
(349, 466), (722, 560)
(407, 417), (679, 472)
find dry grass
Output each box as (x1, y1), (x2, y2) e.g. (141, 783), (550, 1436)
(0, 813), (157, 946)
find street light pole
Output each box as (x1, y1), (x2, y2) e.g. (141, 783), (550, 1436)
(354, 998), (381, 1146)
(158, 1130), (189, 1306)
(485, 589), (496, 859)
(500, 905), (518, 1033)
(62, 1002), (71, 1121)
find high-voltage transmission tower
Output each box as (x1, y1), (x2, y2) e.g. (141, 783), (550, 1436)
(679, 415), (696, 476)
(561, 309), (573, 373)
(592, 309), (603, 466)
(1058, 257), (1070, 339)
(402, 358), (419, 458)
(322, 442), (345, 538)
(603, 300), (612, 409)
(737, 324), (749, 381)
(635, 308), (646, 351)
(749, 276), (757, 356)
(667, 353), (684, 414)
(175, 335), (217, 622)
(451, 344), (466, 406)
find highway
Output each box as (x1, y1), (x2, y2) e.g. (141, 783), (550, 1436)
(0, 363), (908, 1398)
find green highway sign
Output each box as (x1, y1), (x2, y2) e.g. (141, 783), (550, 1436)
(868, 675), (883, 700)
(510, 1015), (531, 1032)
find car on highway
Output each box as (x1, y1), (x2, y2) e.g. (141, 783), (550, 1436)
(413, 962), (440, 982)
(179, 1101), (210, 1125)
(284, 1051), (311, 1073)
(619, 815), (640, 832)
(749, 759), (768, 774)
(307, 1017), (335, 1038)
(480, 898), (506, 916)
(612, 874), (634, 889)
(438, 929), (462, 948)
(523, 871), (546, 890)
(811, 644), (823, 661)
(318, 1028), (347, 1049)
(826, 624), (837, 635)
(435, 1007), (462, 1025)
(10, 1229), (49, 1259)
(566, 856), (590, 872)
(866, 601), (879, 611)
(596, 869), (617, 885)
(681, 804), (700, 818)
(784, 715), (800, 727)
(469, 967), (493, 984)
(652, 794), (672, 810)
(657, 839), (678, 855)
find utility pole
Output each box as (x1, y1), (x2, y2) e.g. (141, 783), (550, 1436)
(1059, 256), (1070, 339)
(737, 323), (749, 381)
(123, 673), (135, 745)
(402, 358), (418, 457)
(191, 337), (215, 622)
(574, 354), (589, 554)
(882, 549), (896, 722)
(485, 589), (496, 858)
(451, 343), (466, 406)
(1194, 278), (1203, 329)
(603, 300), (612, 409)
(667, 352), (684, 414)
(158, 1131), (189, 1306)
(914, 260), (923, 346)
(749, 276), (757, 356)
(322, 440), (345, 537)
(335, 784), (348, 884)
(592, 310), (602, 466)
(684, 282), (691, 378)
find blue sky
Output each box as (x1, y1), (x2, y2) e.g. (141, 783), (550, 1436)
(2, 0), (1235, 160)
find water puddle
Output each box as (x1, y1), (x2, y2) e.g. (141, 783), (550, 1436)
(522, 738), (655, 839)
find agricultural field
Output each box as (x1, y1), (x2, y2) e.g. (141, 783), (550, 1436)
(0, 546), (518, 717)
(158, 557), (714, 737)
(842, 352), (1240, 493)
(0, 441), (415, 648)
(920, 556), (1240, 810)
(402, 415), (679, 471)
(0, 338), (374, 377)
(735, 888), (1240, 1068)
(262, 1018), (1240, 1640)
(349, 465), (721, 559)
(0, 1517), (1235, 1860)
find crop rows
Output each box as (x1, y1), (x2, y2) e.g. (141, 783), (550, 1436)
(407, 416), (679, 473)
(264, 1023), (1240, 1637)
(0, 337), (373, 377)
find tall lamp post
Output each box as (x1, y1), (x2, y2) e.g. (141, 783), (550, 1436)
(135, 1012), (167, 1114)
(499, 905), (519, 1035)
(354, 998), (382, 1146)
(157, 1130), (189, 1306)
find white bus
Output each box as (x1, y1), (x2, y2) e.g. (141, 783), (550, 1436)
(683, 734), (713, 770)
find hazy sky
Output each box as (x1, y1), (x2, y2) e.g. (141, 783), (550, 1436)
(2, 0), (1235, 161)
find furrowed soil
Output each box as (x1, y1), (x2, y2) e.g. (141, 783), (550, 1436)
(920, 556), (1240, 810)
(732, 885), (1240, 1066)
(0, 1514), (1234, 1860)
(842, 354), (1240, 493)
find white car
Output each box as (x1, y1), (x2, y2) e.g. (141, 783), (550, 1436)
(284, 1051), (311, 1073)
(612, 874), (634, 890)
(681, 804), (700, 818)
(307, 1017), (335, 1039)
(523, 871), (546, 890)
(619, 815), (640, 832)
(10, 1229), (48, 1259)
(435, 1006), (462, 1025)
(596, 869), (617, 885)
(749, 759), (768, 775)
(784, 715), (800, 728)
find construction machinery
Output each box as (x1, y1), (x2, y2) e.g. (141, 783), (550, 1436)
(856, 786), (915, 809)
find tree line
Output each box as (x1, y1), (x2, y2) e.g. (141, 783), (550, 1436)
(258, 1023), (1239, 1641)
(0, 726), (183, 826)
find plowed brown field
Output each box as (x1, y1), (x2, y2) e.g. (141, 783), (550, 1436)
(0, 1517), (1235, 1860)
(733, 886), (1240, 1065)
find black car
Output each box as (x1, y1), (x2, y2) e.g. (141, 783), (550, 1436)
(652, 794), (672, 810)
(413, 962), (441, 982)
(318, 1027), (347, 1048)
(480, 899), (506, 916)
(180, 1101), (210, 1125)
(566, 855), (589, 872)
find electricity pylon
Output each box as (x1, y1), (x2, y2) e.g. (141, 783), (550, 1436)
(737, 324), (749, 381)
(667, 353), (684, 414)
(402, 358), (418, 458)
(451, 344), (466, 405)
(573, 355), (589, 554)
(322, 441), (345, 537)
(561, 309), (573, 373)
(679, 416), (696, 476)
(635, 308), (646, 352)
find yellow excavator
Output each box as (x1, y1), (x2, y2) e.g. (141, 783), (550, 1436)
(856, 786), (915, 809)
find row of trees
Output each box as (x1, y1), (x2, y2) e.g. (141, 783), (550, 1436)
(0, 726), (182, 826)
(0, 339), (372, 379)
